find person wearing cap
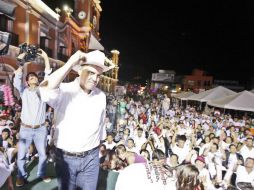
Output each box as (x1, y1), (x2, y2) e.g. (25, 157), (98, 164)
(194, 156), (214, 189)
(39, 50), (114, 190)
(13, 49), (51, 187)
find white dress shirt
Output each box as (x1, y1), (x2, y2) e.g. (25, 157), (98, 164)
(40, 78), (106, 152)
(236, 165), (254, 184)
(240, 145), (254, 162)
(171, 144), (190, 164)
(103, 141), (116, 150)
(134, 136), (147, 152)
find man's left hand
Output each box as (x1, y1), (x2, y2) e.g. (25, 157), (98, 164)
(37, 49), (48, 60)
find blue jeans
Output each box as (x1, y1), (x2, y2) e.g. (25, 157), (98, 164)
(17, 125), (47, 179)
(55, 146), (100, 190)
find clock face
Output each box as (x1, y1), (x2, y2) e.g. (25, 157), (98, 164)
(78, 11), (86, 20)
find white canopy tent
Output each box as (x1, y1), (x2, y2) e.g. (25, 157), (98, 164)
(180, 91), (196, 100)
(173, 91), (195, 99)
(172, 91), (196, 107)
(207, 90), (254, 112)
(171, 92), (183, 98)
(186, 86), (236, 102)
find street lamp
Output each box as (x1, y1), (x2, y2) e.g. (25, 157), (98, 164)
(63, 5), (73, 17)
(55, 7), (61, 15)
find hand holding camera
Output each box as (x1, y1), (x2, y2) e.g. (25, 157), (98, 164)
(17, 43), (42, 65)
(37, 48), (47, 60)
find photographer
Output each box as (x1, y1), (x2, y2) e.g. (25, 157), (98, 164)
(13, 49), (51, 187)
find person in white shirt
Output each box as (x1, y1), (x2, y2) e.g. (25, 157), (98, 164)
(126, 138), (139, 153)
(0, 150), (15, 190)
(236, 157), (254, 189)
(168, 108), (176, 118)
(13, 49), (52, 187)
(166, 153), (179, 168)
(103, 133), (116, 150)
(161, 94), (170, 116)
(171, 128), (192, 164)
(115, 162), (177, 190)
(133, 127), (147, 153)
(40, 50), (114, 190)
(203, 142), (225, 183)
(199, 136), (211, 156)
(222, 144), (244, 187)
(240, 137), (254, 162)
(194, 156), (215, 190)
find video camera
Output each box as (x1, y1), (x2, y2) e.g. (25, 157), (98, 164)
(17, 43), (42, 65)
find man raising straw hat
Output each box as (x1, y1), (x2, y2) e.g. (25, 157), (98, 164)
(39, 50), (115, 190)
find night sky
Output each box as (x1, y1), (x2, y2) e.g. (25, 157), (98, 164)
(43, 0), (254, 84)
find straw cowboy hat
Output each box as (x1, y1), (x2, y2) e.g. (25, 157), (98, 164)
(72, 50), (115, 73)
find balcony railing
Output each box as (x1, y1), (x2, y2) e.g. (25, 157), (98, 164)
(58, 53), (69, 62)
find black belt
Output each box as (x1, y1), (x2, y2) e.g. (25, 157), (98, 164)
(57, 146), (99, 158)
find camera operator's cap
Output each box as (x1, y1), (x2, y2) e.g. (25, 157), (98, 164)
(72, 50), (115, 73)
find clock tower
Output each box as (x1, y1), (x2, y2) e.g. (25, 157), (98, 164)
(74, 0), (102, 28)
(74, 0), (88, 26)
(73, 0), (103, 52)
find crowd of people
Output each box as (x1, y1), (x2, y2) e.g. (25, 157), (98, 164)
(0, 50), (254, 190)
(98, 93), (254, 190)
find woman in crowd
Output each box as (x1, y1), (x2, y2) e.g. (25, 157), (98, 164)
(115, 162), (206, 190)
(115, 144), (147, 165)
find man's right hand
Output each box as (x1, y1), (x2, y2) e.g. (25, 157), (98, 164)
(67, 50), (87, 68)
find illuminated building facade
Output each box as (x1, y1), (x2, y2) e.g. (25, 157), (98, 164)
(0, 0), (119, 92)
